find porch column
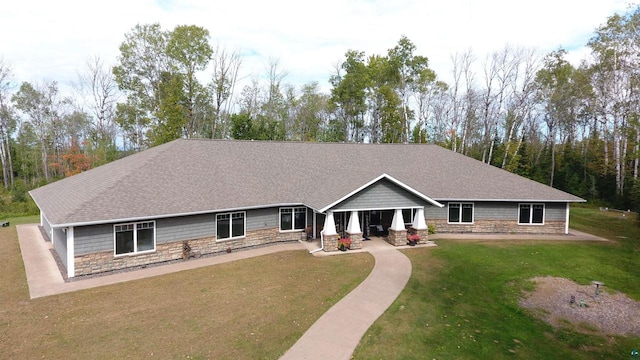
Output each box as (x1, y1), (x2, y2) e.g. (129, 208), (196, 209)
(346, 210), (362, 250)
(411, 208), (429, 244)
(323, 211), (337, 235)
(66, 226), (75, 278)
(565, 203), (569, 235)
(322, 211), (339, 251)
(388, 209), (407, 246)
(389, 209), (405, 231)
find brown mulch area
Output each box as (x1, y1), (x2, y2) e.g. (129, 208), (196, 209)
(519, 276), (640, 337)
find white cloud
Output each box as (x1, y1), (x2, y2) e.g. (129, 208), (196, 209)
(0, 0), (632, 95)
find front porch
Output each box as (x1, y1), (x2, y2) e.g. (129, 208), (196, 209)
(300, 235), (436, 255)
(309, 208), (433, 252)
(307, 173), (443, 252)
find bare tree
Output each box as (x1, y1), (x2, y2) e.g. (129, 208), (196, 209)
(75, 56), (119, 161)
(209, 45), (242, 138)
(0, 57), (15, 188)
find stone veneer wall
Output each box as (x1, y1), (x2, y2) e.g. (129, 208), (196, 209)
(387, 229), (407, 246)
(430, 219), (565, 234)
(74, 227), (303, 277)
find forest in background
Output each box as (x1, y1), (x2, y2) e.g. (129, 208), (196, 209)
(1, 6), (640, 218)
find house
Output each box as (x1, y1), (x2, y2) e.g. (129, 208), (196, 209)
(29, 139), (584, 278)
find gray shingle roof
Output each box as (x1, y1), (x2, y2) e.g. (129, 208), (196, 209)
(29, 139), (584, 226)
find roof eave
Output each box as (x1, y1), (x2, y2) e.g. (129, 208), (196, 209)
(49, 202), (313, 228)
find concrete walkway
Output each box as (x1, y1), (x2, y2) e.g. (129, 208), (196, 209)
(280, 238), (412, 360)
(17, 224), (305, 299)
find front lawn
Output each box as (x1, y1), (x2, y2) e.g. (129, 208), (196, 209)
(353, 205), (640, 359)
(0, 218), (374, 359)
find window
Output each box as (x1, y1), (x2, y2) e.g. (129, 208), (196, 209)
(402, 209), (415, 224)
(280, 207), (306, 231)
(519, 204), (544, 224)
(217, 212), (245, 240)
(114, 221), (155, 255)
(448, 203), (473, 223)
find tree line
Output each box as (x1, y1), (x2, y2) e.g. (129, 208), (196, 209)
(1, 6), (640, 217)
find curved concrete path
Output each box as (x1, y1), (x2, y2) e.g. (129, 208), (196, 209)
(280, 238), (412, 360)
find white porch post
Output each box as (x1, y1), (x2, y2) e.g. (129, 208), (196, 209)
(66, 226), (75, 278)
(346, 211), (361, 234)
(390, 209), (405, 231)
(565, 203), (569, 235)
(313, 210), (317, 239)
(323, 211), (337, 236)
(412, 208), (428, 230)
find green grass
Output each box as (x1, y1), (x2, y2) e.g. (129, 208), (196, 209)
(0, 217), (374, 359)
(3, 209), (639, 359)
(353, 206), (640, 359)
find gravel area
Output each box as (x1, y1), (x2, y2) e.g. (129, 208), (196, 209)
(519, 276), (640, 337)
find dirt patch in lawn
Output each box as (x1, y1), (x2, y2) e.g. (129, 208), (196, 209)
(520, 276), (640, 337)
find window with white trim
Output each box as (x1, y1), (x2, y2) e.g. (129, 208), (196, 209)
(519, 204), (544, 224)
(280, 207), (306, 231)
(402, 208), (415, 224)
(217, 212), (245, 240)
(448, 203), (473, 223)
(114, 221), (155, 255)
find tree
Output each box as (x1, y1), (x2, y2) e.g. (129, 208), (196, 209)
(330, 50), (369, 142)
(12, 81), (64, 182)
(0, 57), (15, 188)
(167, 25), (213, 138)
(75, 56), (118, 164)
(209, 45), (242, 139)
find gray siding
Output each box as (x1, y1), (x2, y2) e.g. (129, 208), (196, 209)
(52, 228), (67, 268)
(544, 202), (566, 221)
(157, 214), (215, 244)
(75, 224), (114, 255)
(427, 201), (567, 222)
(332, 178), (426, 211)
(41, 213), (52, 239)
(246, 208), (278, 230)
(73, 208), (285, 255)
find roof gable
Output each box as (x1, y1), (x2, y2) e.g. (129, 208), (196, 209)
(320, 174), (443, 212)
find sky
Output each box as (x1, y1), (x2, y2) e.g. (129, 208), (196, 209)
(0, 0), (633, 95)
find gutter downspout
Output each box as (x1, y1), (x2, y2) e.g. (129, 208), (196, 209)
(309, 230), (324, 253)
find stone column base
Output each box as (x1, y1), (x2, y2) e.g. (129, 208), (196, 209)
(323, 234), (340, 252)
(387, 229), (407, 246)
(346, 232), (362, 250)
(411, 227), (429, 244)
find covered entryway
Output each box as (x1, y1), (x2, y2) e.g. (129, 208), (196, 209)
(311, 174), (444, 252)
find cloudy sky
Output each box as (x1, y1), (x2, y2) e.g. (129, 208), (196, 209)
(0, 0), (632, 94)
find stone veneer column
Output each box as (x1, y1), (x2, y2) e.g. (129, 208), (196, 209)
(411, 208), (429, 244)
(387, 229), (407, 246)
(323, 234), (340, 252)
(347, 232), (362, 249)
(346, 210), (362, 250)
(387, 209), (407, 246)
(322, 211), (339, 252)
(411, 228), (429, 244)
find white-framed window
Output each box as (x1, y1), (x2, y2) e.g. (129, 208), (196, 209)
(402, 208), (416, 225)
(114, 221), (155, 256)
(217, 211), (246, 240)
(519, 203), (544, 224)
(448, 203), (474, 223)
(280, 207), (306, 231)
